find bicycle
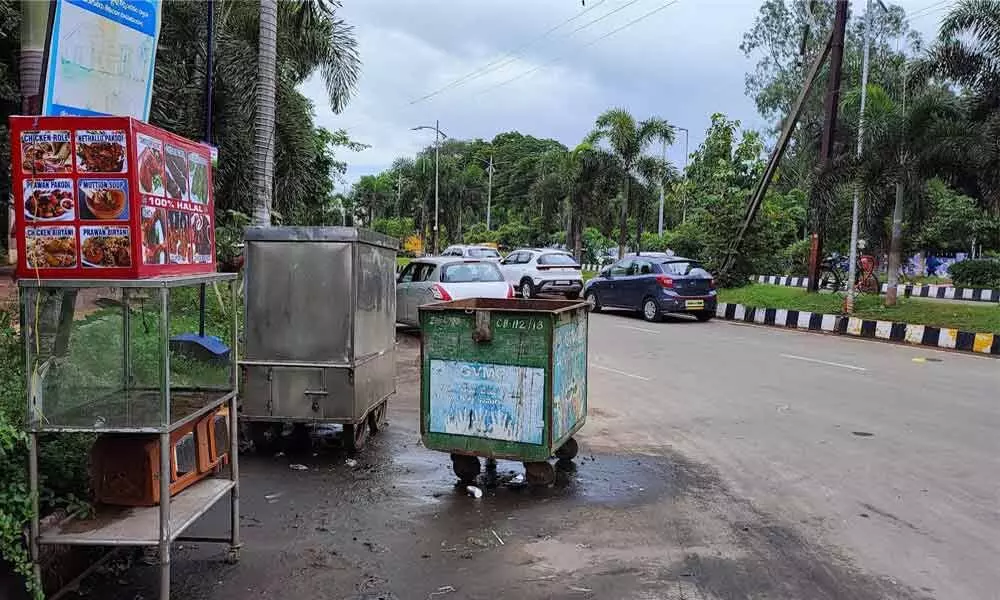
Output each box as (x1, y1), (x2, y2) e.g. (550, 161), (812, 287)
(816, 253), (880, 294)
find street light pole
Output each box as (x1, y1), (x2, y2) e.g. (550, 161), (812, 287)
(412, 121), (449, 253)
(678, 127), (689, 225)
(434, 119), (440, 253)
(657, 139), (666, 236)
(846, 0), (879, 313)
(486, 154), (495, 231)
(657, 127), (688, 235)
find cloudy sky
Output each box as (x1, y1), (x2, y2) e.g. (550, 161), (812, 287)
(301, 0), (950, 189)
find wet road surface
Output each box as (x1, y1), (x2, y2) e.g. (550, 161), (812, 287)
(76, 317), (997, 599)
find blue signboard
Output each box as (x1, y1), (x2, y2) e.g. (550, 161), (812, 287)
(42, 0), (162, 120)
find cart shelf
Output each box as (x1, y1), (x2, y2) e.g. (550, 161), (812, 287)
(34, 389), (236, 434)
(38, 478), (235, 547)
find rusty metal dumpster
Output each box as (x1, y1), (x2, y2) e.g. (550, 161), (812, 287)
(419, 298), (588, 485)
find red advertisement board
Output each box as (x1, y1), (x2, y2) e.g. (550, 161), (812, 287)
(10, 115), (216, 279)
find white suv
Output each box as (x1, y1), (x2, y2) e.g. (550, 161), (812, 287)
(500, 248), (583, 299)
(440, 244), (502, 261)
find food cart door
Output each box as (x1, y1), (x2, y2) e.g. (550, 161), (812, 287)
(268, 367), (328, 420)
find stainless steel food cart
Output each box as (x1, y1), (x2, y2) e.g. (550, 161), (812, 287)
(241, 227), (398, 451)
(21, 273), (241, 600)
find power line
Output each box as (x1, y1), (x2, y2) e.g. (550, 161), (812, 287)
(475, 0), (681, 97)
(908, 0), (953, 20)
(408, 0), (612, 105)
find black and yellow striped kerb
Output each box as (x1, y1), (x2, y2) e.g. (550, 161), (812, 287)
(717, 302), (1000, 356)
(754, 275), (1000, 304)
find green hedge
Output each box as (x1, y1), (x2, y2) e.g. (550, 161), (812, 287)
(948, 259), (1000, 289)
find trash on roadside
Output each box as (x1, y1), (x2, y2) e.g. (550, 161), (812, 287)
(466, 485), (483, 499)
(491, 529), (505, 545)
(274, 451), (285, 458)
(429, 585), (456, 597)
(345, 458), (358, 468)
(511, 473), (525, 484)
(264, 492), (283, 503)
(289, 463), (309, 471)
(568, 585), (592, 593)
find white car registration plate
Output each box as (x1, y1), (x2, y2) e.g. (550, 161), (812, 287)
(685, 300), (704, 309)
(555, 280), (572, 285)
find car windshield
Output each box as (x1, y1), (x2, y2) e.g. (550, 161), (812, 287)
(440, 262), (504, 283)
(660, 261), (705, 276)
(538, 253), (577, 266)
(467, 247), (500, 258)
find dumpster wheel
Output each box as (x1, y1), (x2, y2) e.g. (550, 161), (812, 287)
(451, 454), (481, 484)
(554, 437), (579, 460)
(524, 461), (556, 486)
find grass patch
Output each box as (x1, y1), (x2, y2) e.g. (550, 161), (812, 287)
(719, 284), (1000, 333)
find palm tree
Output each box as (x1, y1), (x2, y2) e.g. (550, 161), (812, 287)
(918, 0), (1000, 212)
(585, 108), (674, 257)
(563, 143), (621, 260)
(252, 0), (361, 227)
(849, 84), (968, 305)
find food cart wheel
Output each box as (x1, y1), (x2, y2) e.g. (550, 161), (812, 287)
(524, 461), (556, 486)
(368, 401), (388, 434)
(249, 422), (279, 453)
(451, 454), (481, 483)
(345, 419), (369, 452)
(554, 437), (579, 460)
(226, 546), (241, 564)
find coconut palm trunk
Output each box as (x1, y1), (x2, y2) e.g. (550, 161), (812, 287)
(252, 0), (278, 227)
(885, 181), (905, 306)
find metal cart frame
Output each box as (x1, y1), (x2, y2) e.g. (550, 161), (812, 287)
(241, 227), (397, 450)
(20, 273), (240, 600)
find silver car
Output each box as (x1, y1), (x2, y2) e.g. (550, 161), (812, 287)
(439, 244), (502, 261)
(396, 257), (513, 327)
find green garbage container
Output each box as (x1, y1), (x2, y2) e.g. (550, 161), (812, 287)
(419, 298), (588, 486)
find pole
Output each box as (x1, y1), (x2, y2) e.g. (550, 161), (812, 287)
(679, 127), (689, 225)
(199, 0), (215, 339)
(806, 0), (849, 292)
(396, 170), (402, 218)
(486, 154), (494, 231)
(846, 0), (874, 312)
(657, 139), (665, 235)
(434, 119), (440, 254)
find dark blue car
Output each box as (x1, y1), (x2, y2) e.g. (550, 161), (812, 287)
(583, 255), (717, 322)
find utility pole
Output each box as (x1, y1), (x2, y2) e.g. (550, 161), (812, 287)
(846, 0), (880, 312)
(396, 170), (402, 218)
(411, 121), (448, 253)
(657, 139), (666, 235)
(806, 0), (849, 292)
(677, 127), (689, 225)
(486, 154), (495, 231)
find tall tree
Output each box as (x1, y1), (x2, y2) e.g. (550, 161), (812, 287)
(848, 84), (968, 305)
(585, 108), (674, 257)
(251, 0), (360, 227)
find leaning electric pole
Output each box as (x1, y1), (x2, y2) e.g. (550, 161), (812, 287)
(721, 0), (849, 285)
(806, 0), (849, 292)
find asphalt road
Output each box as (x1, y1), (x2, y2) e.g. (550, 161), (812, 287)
(76, 312), (998, 600)
(585, 310), (999, 600)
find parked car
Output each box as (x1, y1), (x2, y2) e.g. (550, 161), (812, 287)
(396, 257), (513, 326)
(500, 248), (583, 299)
(583, 255), (717, 322)
(439, 244), (503, 261)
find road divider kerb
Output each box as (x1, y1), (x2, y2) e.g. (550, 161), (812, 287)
(716, 302), (1000, 356)
(752, 275), (1000, 304)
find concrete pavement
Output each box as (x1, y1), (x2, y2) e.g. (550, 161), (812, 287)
(586, 311), (999, 600)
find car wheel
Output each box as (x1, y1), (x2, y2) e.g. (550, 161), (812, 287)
(695, 310), (714, 322)
(584, 291), (601, 313)
(641, 297), (662, 323)
(520, 279), (535, 299)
